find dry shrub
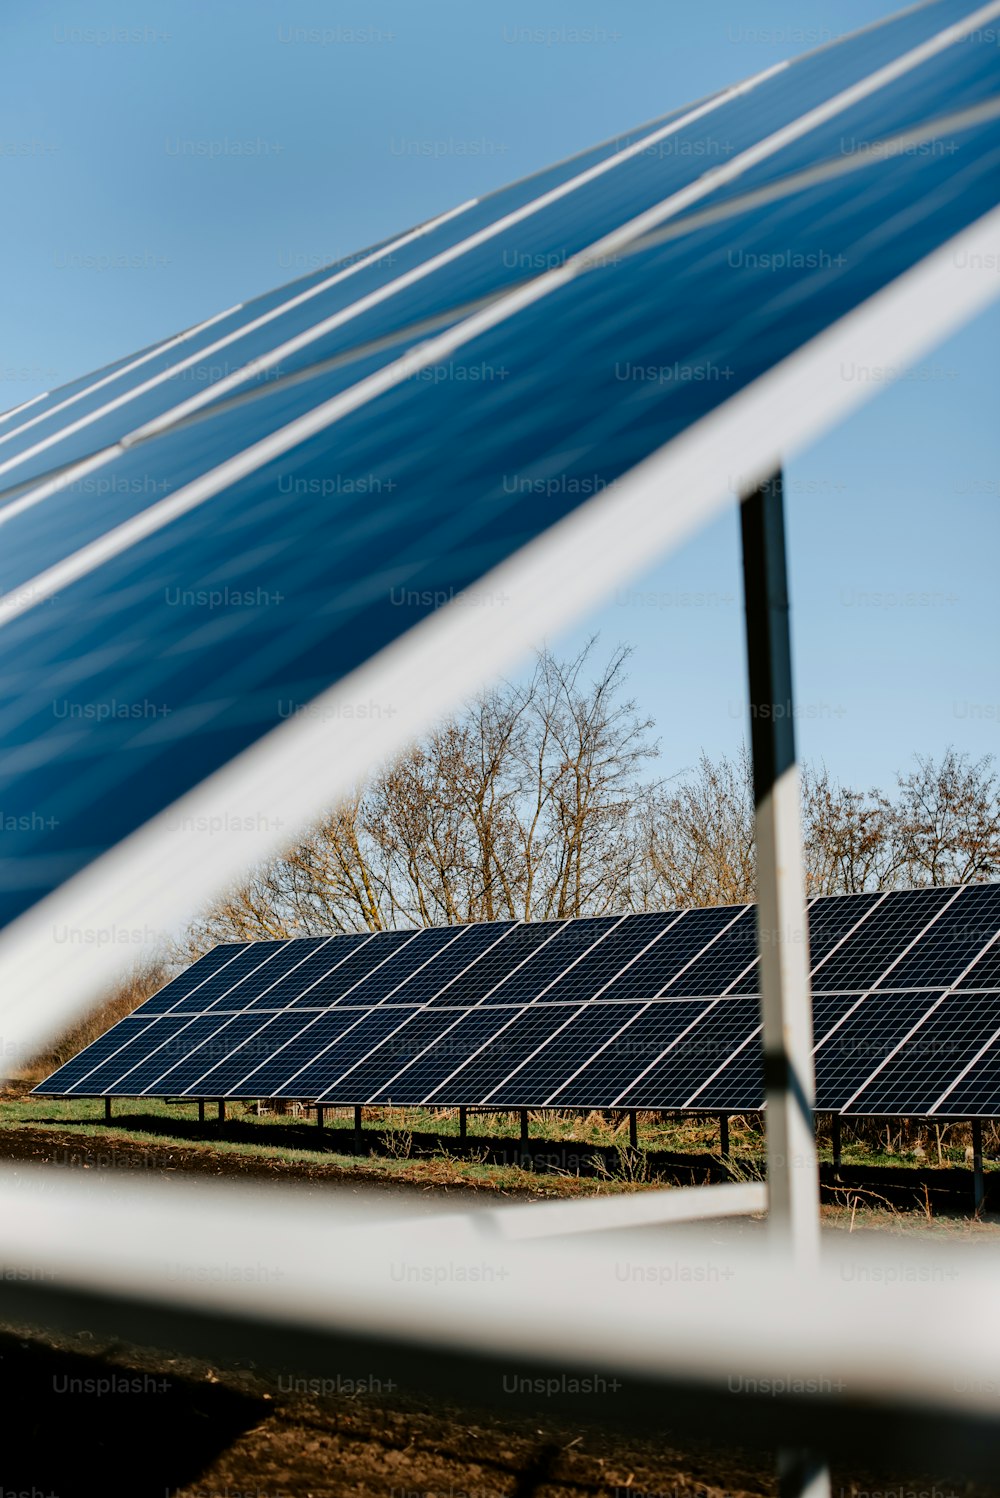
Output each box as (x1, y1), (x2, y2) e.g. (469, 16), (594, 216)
(25, 959), (170, 1077)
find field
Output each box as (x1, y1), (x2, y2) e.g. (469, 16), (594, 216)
(3, 1088), (998, 1496)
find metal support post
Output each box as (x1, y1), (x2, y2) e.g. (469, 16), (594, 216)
(104, 1096), (112, 1123)
(742, 473), (828, 1498)
(217, 1100), (225, 1123)
(972, 1118), (985, 1211)
(741, 472), (822, 1262)
(520, 1110), (529, 1146)
(720, 1114), (730, 1160)
(316, 1105), (325, 1131)
(354, 1105), (363, 1151)
(198, 1100), (205, 1125)
(832, 1115), (842, 1176)
(459, 1107), (468, 1141)
(629, 1110), (638, 1149)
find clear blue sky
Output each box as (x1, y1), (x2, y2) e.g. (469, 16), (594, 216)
(2, 0), (997, 794)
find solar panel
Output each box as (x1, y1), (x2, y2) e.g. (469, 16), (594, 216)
(31, 886), (999, 1114)
(4, 2), (981, 494)
(421, 1006), (586, 1106)
(842, 992), (1000, 1114)
(813, 991), (946, 1109)
(931, 1028), (1000, 1116)
(483, 1003), (649, 1107)
(33, 889), (1000, 1114)
(807, 888), (957, 991)
(5, 1), (1000, 1055)
(614, 1000), (762, 1108)
(366, 1006), (532, 1105)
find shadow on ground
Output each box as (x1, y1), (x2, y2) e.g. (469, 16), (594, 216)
(0, 1326), (268, 1497)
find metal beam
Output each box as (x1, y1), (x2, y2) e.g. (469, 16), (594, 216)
(740, 472), (822, 1265)
(972, 1118), (985, 1211)
(741, 472), (827, 1498)
(1, 1166), (999, 1478)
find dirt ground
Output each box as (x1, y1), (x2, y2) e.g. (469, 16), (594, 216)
(2, 1124), (997, 1498)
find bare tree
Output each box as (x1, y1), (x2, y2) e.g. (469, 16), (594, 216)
(184, 641), (660, 947)
(801, 765), (903, 895)
(645, 748), (757, 908)
(893, 749), (1000, 886)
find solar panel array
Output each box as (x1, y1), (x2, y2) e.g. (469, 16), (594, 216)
(34, 884), (1000, 1116)
(2, 0), (999, 983)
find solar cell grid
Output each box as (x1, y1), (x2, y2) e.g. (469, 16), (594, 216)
(932, 1023), (1000, 1116)
(589, 907), (728, 1000)
(5, 109), (1000, 948)
(134, 943), (250, 1015)
(367, 1007), (516, 1104)
(810, 888), (956, 992)
(165, 941), (289, 1014)
(844, 992), (1000, 1114)
(238, 936), (344, 1011)
(545, 1001), (711, 1106)
(660, 906), (758, 996)
(142, 1013), (275, 1094)
(875, 883), (1000, 988)
(338, 924), (462, 1005)
(483, 1003), (645, 1106)
(76, 1015), (217, 1095)
(180, 1011), (318, 1095)
(614, 1000), (760, 1108)
(379, 922), (514, 1004)
(422, 1006), (584, 1106)
(285, 931), (408, 1006)
(38, 1015), (160, 1094)
(278, 1007), (415, 1097)
(532, 912), (676, 1003)
(690, 1032), (764, 1112)
(814, 991), (945, 1110)
(955, 932), (1000, 990)
(316, 1008), (461, 1102)
(223, 1010), (365, 1097)
(424, 920), (556, 1006)
(212, 937), (335, 1012)
(481, 917), (622, 1003)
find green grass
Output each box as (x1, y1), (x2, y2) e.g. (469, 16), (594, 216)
(3, 1094), (994, 1187)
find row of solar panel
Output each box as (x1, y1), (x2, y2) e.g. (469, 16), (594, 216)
(35, 884), (1000, 1112)
(35, 986), (1000, 1117)
(1, 0), (986, 500)
(125, 884), (1000, 1015)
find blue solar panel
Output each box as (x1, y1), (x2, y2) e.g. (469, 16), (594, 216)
(546, 1001), (711, 1106)
(615, 1000), (761, 1107)
(222, 1009), (365, 1097)
(843, 992), (1000, 1114)
(133, 942), (250, 1014)
(64, 1015), (208, 1094)
(532, 913), (676, 1003)
(36, 1014), (162, 1094)
(421, 1006), (584, 1105)
(285, 931), (412, 1006)
(444, 917), (619, 1005)
(162, 942), (290, 1014)
(483, 1002), (646, 1105)
(878, 882), (1000, 988)
(366, 1006), (515, 1104)
(932, 1026), (1000, 1116)
(814, 990), (945, 1109)
(180, 1010), (316, 1095)
(0, 6), (996, 955)
(5, 1), (981, 495)
(316, 1008), (463, 1103)
(31, 889), (1000, 1110)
